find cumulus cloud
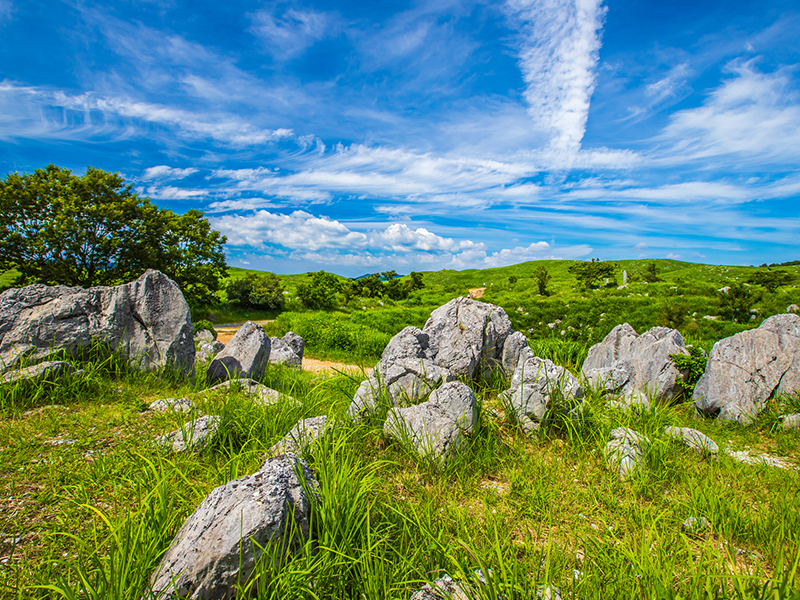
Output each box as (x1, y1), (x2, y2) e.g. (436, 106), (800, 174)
(371, 223), (486, 254)
(634, 242), (648, 250)
(505, 0), (607, 154)
(141, 165), (197, 181)
(144, 185), (207, 200)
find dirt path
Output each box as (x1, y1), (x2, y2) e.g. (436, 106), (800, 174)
(215, 320), (274, 345)
(469, 287), (486, 298)
(302, 358), (373, 376)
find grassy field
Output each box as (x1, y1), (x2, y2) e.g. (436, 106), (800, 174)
(0, 348), (798, 599)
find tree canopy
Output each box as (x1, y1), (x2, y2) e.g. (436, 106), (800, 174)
(0, 164), (227, 309)
(568, 258), (617, 289)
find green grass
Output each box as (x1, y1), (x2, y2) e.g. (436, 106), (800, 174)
(1, 349), (798, 599)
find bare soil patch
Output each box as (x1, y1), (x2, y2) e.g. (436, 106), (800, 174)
(215, 320), (274, 345)
(302, 358), (373, 376)
(469, 287), (486, 298)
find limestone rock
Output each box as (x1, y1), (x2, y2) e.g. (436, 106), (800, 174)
(422, 297), (513, 378)
(202, 378), (294, 407)
(282, 331), (305, 361)
(268, 336), (302, 367)
(788, 304), (799, 314)
(148, 454), (316, 600)
(409, 575), (475, 600)
(0, 270), (194, 376)
(269, 416), (330, 456)
(501, 356), (582, 429)
(582, 324), (689, 404)
(663, 426), (719, 455)
(693, 314), (800, 424)
(1, 360), (81, 387)
(501, 331), (532, 375)
(206, 321), (270, 385)
(157, 415), (220, 453)
(194, 330), (215, 344)
(780, 413), (800, 430)
(605, 427), (650, 479)
(384, 381), (477, 461)
(149, 397), (194, 413)
(196, 340), (224, 363)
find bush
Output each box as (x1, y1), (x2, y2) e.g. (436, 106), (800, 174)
(193, 319), (217, 338)
(227, 273), (285, 311)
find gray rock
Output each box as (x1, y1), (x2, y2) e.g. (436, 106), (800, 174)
(206, 321), (270, 385)
(196, 342), (217, 363)
(194, 330), (215, 343)
(202, 378), (294, 407)
(0, 270), (194, 376)
(268, 336), (302, 367)
(269, 416), (330, 456)
(605, 427), (650, 479)
(212, 340), (225, 353)
(409, 574), (475, 600)
(501, 356), (583, 427)
(780, 413), (800, 430)
(148, 454), (316, 600)
(149, 397), (194, 413)
(537, 585), (563, 600)
(501, 331), (532, 375)
(157, 415), (220, 453)
(607, 390), (651, 412)
(788, 304), (799, 314)
(422, 297), (513, 378)
(282, 332), (305, 361)
(582, 324), (689, 404)
(663, 426), (719, 455)
(693, 314), (800, 424)
(1, 360), (80, 387)
(681, 516), (710, 534)
(384, 381), (477, 461)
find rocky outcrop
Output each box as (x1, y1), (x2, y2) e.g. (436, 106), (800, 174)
(148, 454), (316, 600)
(0, 270), (194, 376)
(206, 322), (270, 385)
(693, 314), (800, 424)
(157, 415), (220, 453)
(582, 324), (689, 404)
(663, 426), (719, 456)
(268, 334), (302, 367)
(501, 331), (532, 375)
(282, 332), (305, 361)
(501, 356), (582, 434)
(384, 381), (477, 461)
(422, 297), (513, 378)
(269, 416), (330, 456)
(1, 360), (82, 387)
(605, 427), (649, 479)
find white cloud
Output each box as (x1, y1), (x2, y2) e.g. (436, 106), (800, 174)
(145, 185), (207, 200)
(0, 0), (14, 24)
(141, 165), (197, 181)
(371, 223), (486, 254)
(634, 242), (648, 250)
(666, 253), (683, 259)
(249, 7), (332, 59)
(505, 0), (607, 154)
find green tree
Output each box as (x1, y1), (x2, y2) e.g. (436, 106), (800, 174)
(642, 261), (661, 283)
(568, 258), (616, 289)
(227, 272), (285, 310)
(532, 266), (551, 296)
(508, 275), (518, 286)
(297, 271), (343, 309)
(406, 271), (425, 292)
(0, 164), (227, 309)
(719, 283), (754, 323)
(747, 269), (793, 292)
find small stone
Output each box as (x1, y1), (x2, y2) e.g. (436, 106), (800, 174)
(148, 397), (194, 413)
(681, 516), (710, 534)
(156, 415), (220, 453)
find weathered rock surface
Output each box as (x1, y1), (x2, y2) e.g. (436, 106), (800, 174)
(149, 397), (194, 413)
(206, 321), (270, 385)
(1, 361), (81, 387)
(148, 454), (316, 600)
(269, 416), (330, 456)
(422, 297), (513, 378)
(780, 413), (800, 430)
(693, 314), (800, 424)
(282, 331), (305, 361)
(268, 335), (302, 367)
(157, 415), (220, 453)
(0, 270), (194, 376)
(202, 378), (294, 406)
(384, 381), (477, 460)
(194, 330), (215, 344)
(501, 356), (582, 433)
(605, 427), (650, 479)
(196, 341), (224, 363)
(409, 574), (475, 600)
(788, 304), (799, 314)
(501, 331), (532, 375)
(663, 426), (719, 455)
(582, 324), (689, 404)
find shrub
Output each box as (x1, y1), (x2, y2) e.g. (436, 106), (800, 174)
(227, 272), (285, 311)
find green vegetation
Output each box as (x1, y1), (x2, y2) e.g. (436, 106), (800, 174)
(227, 272), (285, 311)
(1, 346), (798, 598)
(0, 164), (227, 310)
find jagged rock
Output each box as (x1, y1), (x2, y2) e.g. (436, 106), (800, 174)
(0, 270), (194, 376)
(196, 341), (224, 363)
(409, 574), (475, 600)
(202, 378), (294, 406)
(268, 336), (302, 367)
(149, 397), (194, 413)
(384, 381), (477, 461)
(605, 427), (650, 479)
(347, 327), (452, 420)
(206, 321), (270, 385)
(501, 331), (532, 375)
(194, 330), (215, 343)
(269, 416), (330, 456)
(501, 356), (582, 431)
(582, 324), (689, 404)
(693, 314), (800, 424)
(422, 297), (513, 378)
(148, 454), (316, 600)
(1, 361), (82, 387)
(282, 331), (305, 361)
(663, 426), (719, 455)
(157, 415), (220, 453)
(788, 304), (799, 314)
(607, 390), (650, 412)
(780, 413), (800, 430)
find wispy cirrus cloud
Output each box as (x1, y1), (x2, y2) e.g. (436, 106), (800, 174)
(249, 5), (335, 59)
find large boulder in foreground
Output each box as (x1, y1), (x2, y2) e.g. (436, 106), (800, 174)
(693, 314), (800, 424)
(423, 297), (513, 378)
(206, 321), (270, 385)
(0, 270), (194, 376)
(148, 454), (316, 600)
(582, 324), (689, 404)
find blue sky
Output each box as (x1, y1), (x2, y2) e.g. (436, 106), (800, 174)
(1, 0), (798, 276)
